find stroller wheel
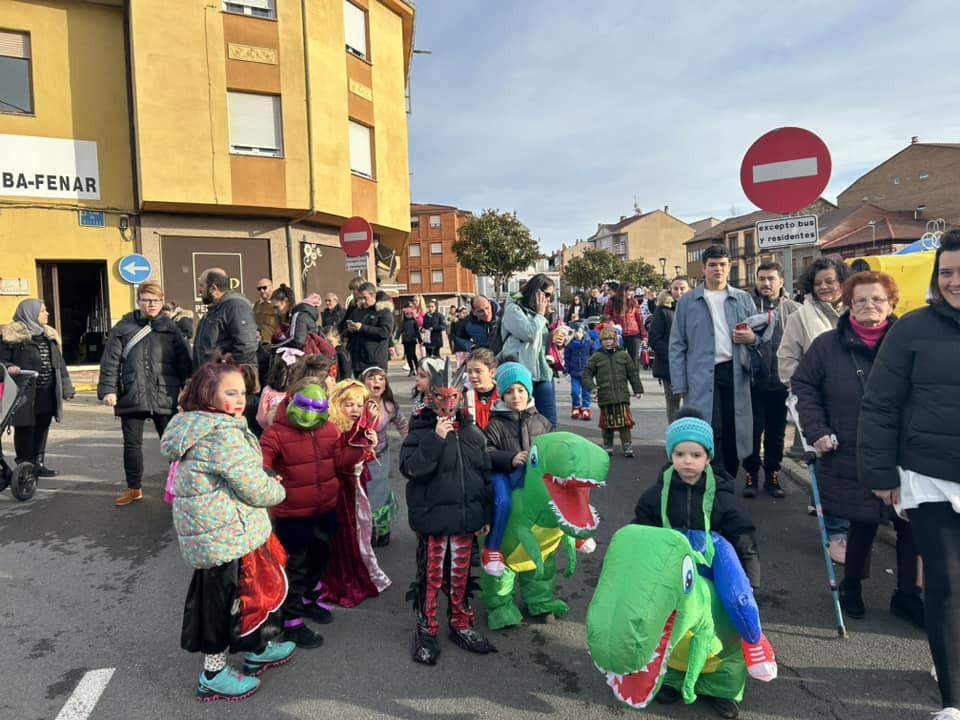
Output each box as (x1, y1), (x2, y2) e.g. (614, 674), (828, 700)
(0, 464), (10, 493)
(10, 462), (37, 501)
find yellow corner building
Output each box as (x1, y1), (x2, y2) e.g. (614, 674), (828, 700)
(0, 0), (414, 365)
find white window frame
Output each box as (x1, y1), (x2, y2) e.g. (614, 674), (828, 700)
(431, 270), (443, 284)
(429, 215), (441, 228)
(343, 1), (368, 61)
(227, 91), (283, 157)
(0, 30), (33, 115)
(411, 216), (420, 229)
(410, 271), (422, 285)
(408, 244), (421, 257)
(430, 242), (442, 255)
(349, 120), (374, 178)
(222, 0), (276, 19)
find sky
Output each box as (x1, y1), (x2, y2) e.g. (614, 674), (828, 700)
(406, 1), (960, 254)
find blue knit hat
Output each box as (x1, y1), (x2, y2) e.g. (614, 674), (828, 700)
(496, 362), (533, 398)
(665, 415), (714, 459)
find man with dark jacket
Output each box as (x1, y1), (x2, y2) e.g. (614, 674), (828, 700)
(98, 281), (192, 506)
(321, 293), (346, 328)
(649, 276), (689, 423)
(453, 295), (501, 353)
(339, 282), (394, 376)
(193, 268), (258, 369)
(741, 262), (799, 499)
(585, 287), (604, 318)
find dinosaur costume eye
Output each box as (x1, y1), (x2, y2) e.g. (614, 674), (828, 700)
(529, 446), (539, 467)
(681, 555), (694, 594)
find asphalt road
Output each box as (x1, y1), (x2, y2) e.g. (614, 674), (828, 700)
(0, 364), (939, 720)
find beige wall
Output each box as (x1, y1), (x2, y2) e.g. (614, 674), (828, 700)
(625, 211), (693, 278)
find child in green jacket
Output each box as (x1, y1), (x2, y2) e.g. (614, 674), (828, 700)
(582, 325), (644, 457)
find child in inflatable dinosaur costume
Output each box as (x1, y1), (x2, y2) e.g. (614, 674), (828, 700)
(479, 431), (608, 630)
(587, 410), (776, 718)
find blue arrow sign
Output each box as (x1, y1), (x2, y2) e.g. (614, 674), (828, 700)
(118, 254), (152, 284)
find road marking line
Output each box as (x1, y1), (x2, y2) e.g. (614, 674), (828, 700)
(54, 668), (115, 720)
(752, 157), (818, 183)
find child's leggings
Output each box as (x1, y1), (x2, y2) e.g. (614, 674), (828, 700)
(273, 512), (336, 622)
(484, 468), (525, 552)
(420, 534), (474, 634)
(570, 376), (591, 409)
(602, 427), (631, 447)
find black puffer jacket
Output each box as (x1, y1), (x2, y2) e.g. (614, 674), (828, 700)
(275, 302), (319, 351)
(340, 300), (395, 373)
(793, 312), (894, 523)
(859, 302), (960, 490)
(482, 400), (553, 473)
(399, 408), (493, 536)
(648, 304), (674, 380)
(97, 311), (192, 416)
(193, 291), (258, 368)
(0, 323), (74, 426)
(634, 464), (760, 587)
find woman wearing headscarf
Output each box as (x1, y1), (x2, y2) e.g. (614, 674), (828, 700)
(0, 299), (74, 475)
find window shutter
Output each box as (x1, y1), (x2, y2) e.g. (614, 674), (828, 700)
(0, 31), (30, 59)
(228, 92), (282, 154)
(349, 121), (373, 177)
(343, 1), (367, 58)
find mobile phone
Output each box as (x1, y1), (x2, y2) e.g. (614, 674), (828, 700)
(735, 322), (748, 331)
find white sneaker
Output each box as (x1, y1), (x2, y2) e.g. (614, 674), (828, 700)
(932, 708), (960, 720)
(828, 536), (847, 565)
(575, 537), (597, 554)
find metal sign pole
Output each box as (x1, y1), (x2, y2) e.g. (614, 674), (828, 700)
(783, 246), (794, 298)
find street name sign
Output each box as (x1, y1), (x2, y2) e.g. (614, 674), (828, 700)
(740, 127), (831, 214)
(339, 216), (373, 257)
(118, 254), (152, 284)
(344, 253), (370, 272)
(756, 215), (819, 250)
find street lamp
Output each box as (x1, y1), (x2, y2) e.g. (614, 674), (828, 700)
(868, 220), (877, 252)
(658, 257), (667, 285)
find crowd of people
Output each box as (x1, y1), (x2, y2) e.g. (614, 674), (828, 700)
(1, 240), (958, 720)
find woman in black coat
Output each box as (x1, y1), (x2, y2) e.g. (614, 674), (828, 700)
(421, 301), (445, 359)
(564, 294), (585, 324)
(97, 282), (192, 506)
(793, 271), (920, 625)
(858, 232), (960, 715)
(0, 298), (74, 475)
(649, 279), (689, 423)
(396, 306), (422, 376)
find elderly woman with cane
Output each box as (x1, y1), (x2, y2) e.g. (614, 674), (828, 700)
(793, 271), (921, 627)
(859, 230), (960, 720)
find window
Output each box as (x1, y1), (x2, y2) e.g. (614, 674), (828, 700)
(410, 271), (422, 285)
(348, 120), (373, 178)
(429, 215), (441, 229)
(430, 242), (442, 255)
(228, 92), (282, 156)
(919, 172), (930, 181)
(730, 266), (740, 287)
(223, 0), (276, 18)
(408, 244), (421, 257)
(893, 176), (900, 185)
(432, 270), (443, 284)
(743, 230), (754, 256)
(728, 233), (739, 259)
(411, 216), (420, 229)
(0, 31), (33, 114)
(343, 1), (368, 60)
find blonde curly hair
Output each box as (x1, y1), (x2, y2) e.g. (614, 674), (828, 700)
(328, 379), (369, 432)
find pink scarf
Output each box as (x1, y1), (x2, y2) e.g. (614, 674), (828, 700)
(850, 316), (888, 349)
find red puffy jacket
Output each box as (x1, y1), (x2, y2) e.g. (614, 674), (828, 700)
(603, 299), (648, 339)
(260, 399), (365, 517)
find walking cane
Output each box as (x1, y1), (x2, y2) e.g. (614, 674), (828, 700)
(786, 395), (848, 638)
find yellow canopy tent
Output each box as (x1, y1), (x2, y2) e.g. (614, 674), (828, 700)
(847, 253), (935, 315)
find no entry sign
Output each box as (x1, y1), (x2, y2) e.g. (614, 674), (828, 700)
(339, 216), (373, 257)
(740, 127), (831, 214)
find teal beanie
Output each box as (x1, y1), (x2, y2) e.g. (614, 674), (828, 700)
(665, 415), (714, 459)
(496, 362), (533, 398)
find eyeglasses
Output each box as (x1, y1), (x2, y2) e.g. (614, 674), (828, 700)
(851, 296), (889, 307)
(139, 298), (162, 305)
(257, 286), (269, 291)
(543, 292), (554, 299)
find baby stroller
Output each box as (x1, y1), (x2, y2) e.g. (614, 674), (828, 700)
(0, 364), (39, 501)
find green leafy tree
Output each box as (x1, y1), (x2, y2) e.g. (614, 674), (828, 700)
(453, 209), (543, 293)
(561, 247), (623, 292)
(622, 258), (664, 290)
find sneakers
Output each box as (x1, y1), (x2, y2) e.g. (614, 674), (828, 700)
(703, 695), (739, 718)
(764, 470), (786, 498)
(575, 537), (597, 554)
(196, 666), (260, 702)
(571, 407), (581, 420)
(742, 634), (778, 681)
(114, 488), (144, 506)
(742, 473), (757, 498)
(449, 626), (497, 654)
(828, 536), (847, 565)
(580, 408), (592, 421)
(36, 465), (57, 478)
(283, 622), (324, 648)
(838, 577), (864, 618)
(890, 589), (925, 630)
(242, 640), (296, 676)
(623, 445), (634, 458)
(604, 446), (614, 456)
(481, 547), (506, 577)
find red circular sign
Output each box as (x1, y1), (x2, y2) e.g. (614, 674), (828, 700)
(339, 216), (373, 257)
(740, 127), (831, 214)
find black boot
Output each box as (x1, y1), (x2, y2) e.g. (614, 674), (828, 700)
(412, 615), (440, 665)
(449, 626), (497, 654)
(839, 577), (865, 618)
(890, 589), (925, 630)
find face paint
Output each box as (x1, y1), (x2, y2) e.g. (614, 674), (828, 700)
(286, 384), (329, 429)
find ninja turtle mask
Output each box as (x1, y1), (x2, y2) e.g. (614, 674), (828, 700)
(287, 384), (329, 429)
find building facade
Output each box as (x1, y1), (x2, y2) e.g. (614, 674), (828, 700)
(0, 0), (415, 364)
(586, 208), (693, 278)
(395, 203), (476, 312)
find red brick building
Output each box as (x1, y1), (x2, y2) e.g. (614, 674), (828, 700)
(396, 203), (477, 312)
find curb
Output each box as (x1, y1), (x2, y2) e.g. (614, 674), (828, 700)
(778, 455), (897, 549)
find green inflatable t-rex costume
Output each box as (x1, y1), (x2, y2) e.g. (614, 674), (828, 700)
(480, 432), (608, 630)
(586, 524), (746, 709)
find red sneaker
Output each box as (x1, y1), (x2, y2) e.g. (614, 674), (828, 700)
(481, 547), (506, 577)
(742, 634), (777, 681)
(571, 408), (581, 419)
(580, 408), (592, 421)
